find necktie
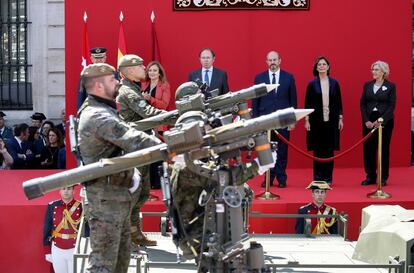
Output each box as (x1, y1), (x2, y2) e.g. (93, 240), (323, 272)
(271, 73), (276, 84)
(204, 70), (210, 86)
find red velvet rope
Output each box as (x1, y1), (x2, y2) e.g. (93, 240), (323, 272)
(273, 128), (377, 162)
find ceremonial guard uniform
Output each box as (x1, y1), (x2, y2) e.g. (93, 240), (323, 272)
(78, 63), (161, 273)
(295, 181), (338, 234)
(116, 54), (167, 247)
(43, 198), (82, 273)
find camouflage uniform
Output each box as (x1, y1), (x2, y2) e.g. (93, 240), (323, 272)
(170, 160), (258, 258)
(116, 71), (167, 246)
(78, 94), (161, 273)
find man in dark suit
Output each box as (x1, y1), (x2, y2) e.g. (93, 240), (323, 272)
(188, 48), (229, 97)
(55, 108), (66, 137)
(7, 123), (35, 169)
(252, 51), (297, 188)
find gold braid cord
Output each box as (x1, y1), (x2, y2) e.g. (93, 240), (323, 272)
(52, 201), (81, 238)
(312, 207), (337, 235)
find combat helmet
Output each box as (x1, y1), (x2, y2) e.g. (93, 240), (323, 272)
(175, 82), (200, 101)
(175, 111), (207, 126)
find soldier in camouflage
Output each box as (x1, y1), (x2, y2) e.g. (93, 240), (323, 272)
(169, 111), (276, 259)
(78, 63), (162, 273)
(171, 159), (259, 258)
(116, 54), (167, 247)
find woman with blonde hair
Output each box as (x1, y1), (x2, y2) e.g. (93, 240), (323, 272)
(360, 60), (396, 186)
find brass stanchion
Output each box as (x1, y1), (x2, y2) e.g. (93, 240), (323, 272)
(256, 130), (280, 200)
(368, 118), (391, 199)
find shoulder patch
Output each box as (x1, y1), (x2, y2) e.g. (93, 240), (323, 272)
(138, 100), (147, 108)
(113, 123), (128, 138)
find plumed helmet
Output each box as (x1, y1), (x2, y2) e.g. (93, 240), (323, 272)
(175, 111), (207, 126)
(175, 82), (200, 101)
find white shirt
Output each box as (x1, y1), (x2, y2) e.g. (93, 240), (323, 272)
(202, 67), (213, 86)
(14, 136), (23, 148)
(268, 69), (280, 92)
(373, 84), (381, 111)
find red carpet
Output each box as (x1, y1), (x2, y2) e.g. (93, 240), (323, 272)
(1, 167), (414, 273)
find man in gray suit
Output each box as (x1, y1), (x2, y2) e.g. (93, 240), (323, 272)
(188, 48), (229, 97)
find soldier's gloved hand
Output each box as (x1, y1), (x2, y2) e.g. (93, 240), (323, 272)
(254, 150), (277, 175)
(171, 154), (184, 163)
(129, 169), (141, 193)
(45, 254), (52, 263)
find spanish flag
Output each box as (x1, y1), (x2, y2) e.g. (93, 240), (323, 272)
(81, 11), (91, 69)
(117, 11), (127, 67)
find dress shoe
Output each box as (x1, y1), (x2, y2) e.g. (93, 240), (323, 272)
(277, 182), (286, 188)
(361, 179), (375, 186)
(381, 179), (387, 186)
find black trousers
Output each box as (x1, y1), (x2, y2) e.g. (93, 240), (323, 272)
(362, 112), (394, 181)
(312, 122), (334, 182)
(270, 128), (289, 183)
(313, 148), (334, 182)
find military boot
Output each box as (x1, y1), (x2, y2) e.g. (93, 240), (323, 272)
(133, 229), (157, 247)
(131, 220), (157, 246)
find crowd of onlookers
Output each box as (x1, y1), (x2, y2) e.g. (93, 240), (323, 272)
(0, 109), (66, 170)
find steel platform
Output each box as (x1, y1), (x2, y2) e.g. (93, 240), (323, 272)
(74, 232), (405, 273)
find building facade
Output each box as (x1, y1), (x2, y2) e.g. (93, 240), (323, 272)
(1, 0), (65, 125)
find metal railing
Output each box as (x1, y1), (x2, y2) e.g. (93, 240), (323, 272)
(250, 211), (349, 240)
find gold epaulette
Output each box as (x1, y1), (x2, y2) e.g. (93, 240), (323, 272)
(299, 203), (312, 209)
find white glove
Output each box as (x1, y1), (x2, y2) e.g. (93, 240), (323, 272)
(129, 169), (141, 193)
(255, 150), (277, 175)
(45, 254), (52, 263)
(171, 154), (184, 163)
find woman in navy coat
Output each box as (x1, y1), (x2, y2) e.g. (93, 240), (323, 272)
(304, 56), (344, 183)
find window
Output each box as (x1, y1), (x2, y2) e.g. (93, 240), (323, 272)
(0, 0), (32, 110)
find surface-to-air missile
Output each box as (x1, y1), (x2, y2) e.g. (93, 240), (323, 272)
(131, 83), (278, 131)
(22, 107), (312, 200)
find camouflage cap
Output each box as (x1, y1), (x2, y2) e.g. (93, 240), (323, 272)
(118, 54), (144, 69)
(81, 63), (115, 78)
(306, 181), (332, 190)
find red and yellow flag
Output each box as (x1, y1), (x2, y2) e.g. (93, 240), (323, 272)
(117, 11), (127, 67)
